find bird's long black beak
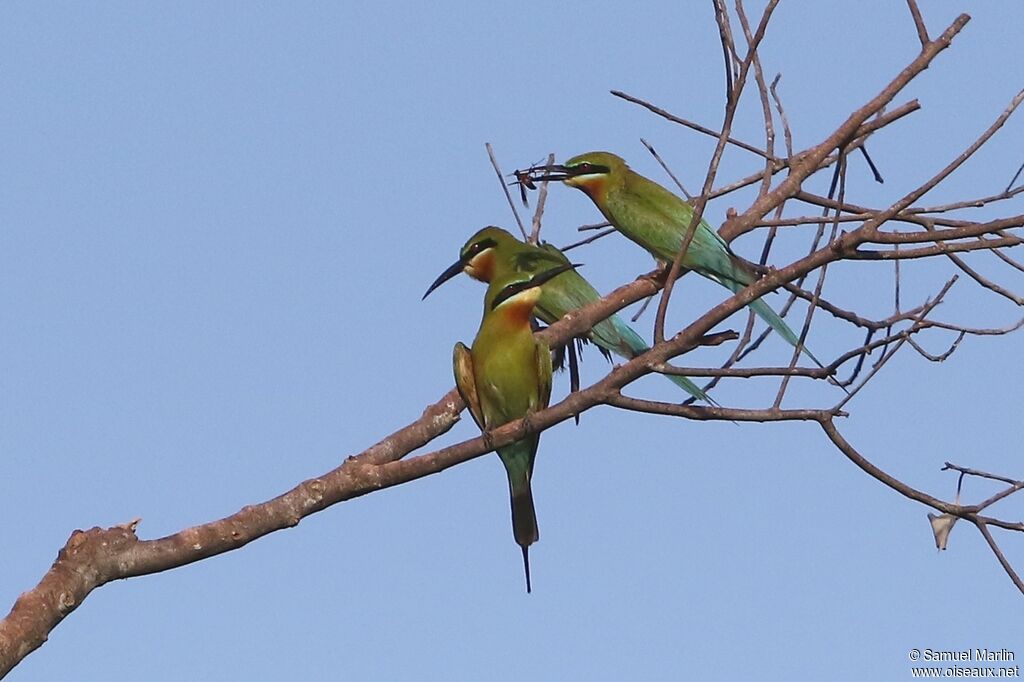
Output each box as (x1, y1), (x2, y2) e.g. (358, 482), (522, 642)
(516, 164), (575, 183)
(422, 256), (470, 300)
(490, 263), (581, 310)
(529, 262), (580, 288)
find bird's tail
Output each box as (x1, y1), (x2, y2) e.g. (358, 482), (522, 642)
(723, 279), (825, 368)
(593, 313), (717, 405)
(510, 484), (538, 594)
(499, 439), (539, 594)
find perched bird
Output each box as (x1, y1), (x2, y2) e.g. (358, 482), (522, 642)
(525, 152), (820, 364)
(452, 264), (577, 593)
(424, 226), (714, 404)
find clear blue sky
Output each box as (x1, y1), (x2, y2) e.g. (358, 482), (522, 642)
(2, 3), (1022, 680)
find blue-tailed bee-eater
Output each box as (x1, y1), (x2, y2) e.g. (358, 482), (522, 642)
(425, 226), (714, 404)
(452, 263), (579, 593)
(522, 152), (822, 365)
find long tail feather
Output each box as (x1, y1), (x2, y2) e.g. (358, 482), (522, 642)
(727, 282), (825, 368)
(510, 485), (538, 594)
(710, 271), (851, 393)
(499, 438), (540, 594)
(703, 256), (840, 383)
(595, 314), (717, 405)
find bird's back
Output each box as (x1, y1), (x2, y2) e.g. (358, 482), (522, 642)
(608, 172), (747, 286)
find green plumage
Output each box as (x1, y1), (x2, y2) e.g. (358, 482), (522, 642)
(446, 226), (715, 404)
(453, 267), (569, 593)
(550, 151), (821, 364)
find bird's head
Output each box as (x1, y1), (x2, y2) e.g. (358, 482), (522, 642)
(519, 151), (627, 201)
(422, 226), (518, 300)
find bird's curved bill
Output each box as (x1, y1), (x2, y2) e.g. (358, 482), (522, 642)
(490, 263), (582, 309)
(422, 257), (470, 300)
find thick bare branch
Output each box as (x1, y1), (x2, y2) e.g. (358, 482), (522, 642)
(10, 8), (1024, 678)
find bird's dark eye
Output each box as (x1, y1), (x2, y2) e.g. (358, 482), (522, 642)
(466, 237), (497, 258)
(575, 163), (592, 173)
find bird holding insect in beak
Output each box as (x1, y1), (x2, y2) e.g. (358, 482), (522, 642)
(425, 226), (715, 404)
(452, 263), (578, 593)
(521, 151), (822, 365)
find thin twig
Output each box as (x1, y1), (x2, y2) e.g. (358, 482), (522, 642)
(858, 145), (885, 183)
(611, 90), (774, 160)
(654, 0), (780, 344)
(974, 521), (1024, 596)
(641, 138), (693, 199)
(906, 331), (966, 361)
(833, 277), (957, 411)
(560, 228), (617, 252)
(906, 0), (930, 46)
(485, 143), (527, 240)
(943, 462), (1022, 488)
(528, 153), (555, 244)
(1006, 160), (1024, 193)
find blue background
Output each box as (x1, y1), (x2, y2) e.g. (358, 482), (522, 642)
(2, 3), (1021, 680)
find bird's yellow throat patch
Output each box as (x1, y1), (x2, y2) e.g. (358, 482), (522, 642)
(494, 287), (540, 325)
(565, 173), (608, 202)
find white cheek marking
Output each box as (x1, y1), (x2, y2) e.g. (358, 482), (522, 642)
(566, 173), (605, 187)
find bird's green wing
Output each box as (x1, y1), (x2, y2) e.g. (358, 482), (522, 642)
(532, 244), (614, 361)
(535, 242), (573, 264)
(510, 244), (568, 275)
(453, 342), (486, 431)
(617, 176), (751, 288)
(634, 187), (825, 367)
